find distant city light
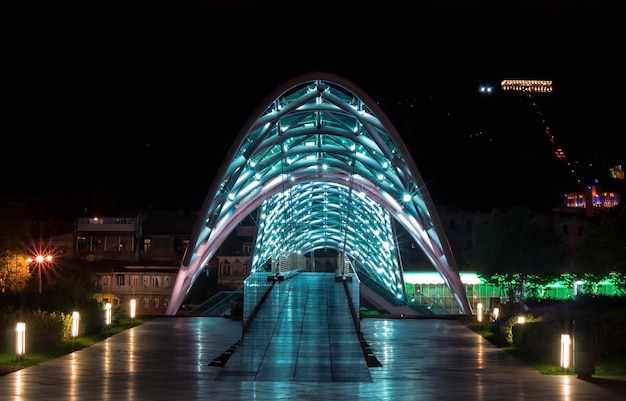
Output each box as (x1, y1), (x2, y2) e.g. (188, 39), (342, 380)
(501, 79), (553, 93)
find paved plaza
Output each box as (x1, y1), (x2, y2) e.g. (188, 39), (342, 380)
(1, 315), (626, 400)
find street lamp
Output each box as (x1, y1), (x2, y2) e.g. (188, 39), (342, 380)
(27, 254), (53, 294)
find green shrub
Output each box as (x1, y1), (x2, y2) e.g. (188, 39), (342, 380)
(0, 308), (71, 352)
(79, 300), (106, 335)
(25, 309), (71, 351)
(512, 321), (565, 364)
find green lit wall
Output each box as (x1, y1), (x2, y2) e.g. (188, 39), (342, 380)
(404, 272), (620, 314)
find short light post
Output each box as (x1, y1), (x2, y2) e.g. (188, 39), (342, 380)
(105, 303), (112, 327)
(130, 299), (136, 325)
(15, 322), (26, 361)
(71, 311), (80, 338)
(476, 303), (483, 327)
(560, 334), (572, 370)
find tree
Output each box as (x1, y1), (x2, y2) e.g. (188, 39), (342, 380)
(0, 201), (34, 293)
(43, 261), (95, 312)
(0, 250), (32, 292)
(467, 207), (569, 302)
(574, 207), (626, 294)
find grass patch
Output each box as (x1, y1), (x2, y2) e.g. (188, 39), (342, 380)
(594, 354), (626, 376)
(0, 319), (144, 375)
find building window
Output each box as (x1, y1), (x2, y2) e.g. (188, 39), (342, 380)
(77, 236), (89, 251)
(103, 276), (110, 286)
(233, 259), (243, 276)
(153, 298), (160, 308)
(142, 299), (149, 308)
(143, 238), (152, 253)
(243, 242), (253, 255)
(152, 276), (160, 287)
(222, 260), (231, 276)
(116, 274), (125, 286)
(143, 276), (149, 286)
(163, 299), (169, 308)
(164, 276), (170, 288)
(92, 237), (104, 251)
(131, 276), (139, 287)
(243, 261), (250, 276)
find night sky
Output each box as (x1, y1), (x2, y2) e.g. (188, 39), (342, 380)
(3, 1), (625, 217)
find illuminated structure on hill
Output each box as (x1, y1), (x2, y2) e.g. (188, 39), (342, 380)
(500, 79), (553, 93)
(501, 79), (620, 213)
(166, 73), (472, 315)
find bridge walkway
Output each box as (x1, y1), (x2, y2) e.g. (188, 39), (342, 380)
(214, 272), (372, 382)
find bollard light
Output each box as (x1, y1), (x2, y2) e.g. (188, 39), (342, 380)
(476, 303), (483, 323)
(105, 303), (112, 326)
(560, 334), (571, 369)
(15, 322), (26, 360)
(130, 299), (136, 320)
(71, 311), (80, 338)
(493, 307), (499, 321)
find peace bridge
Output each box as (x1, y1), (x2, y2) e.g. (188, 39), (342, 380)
(167, 72), (471, 319)
(3, 73), (626, 400)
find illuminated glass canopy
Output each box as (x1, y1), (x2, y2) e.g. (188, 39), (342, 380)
(166, 72), (472, 315)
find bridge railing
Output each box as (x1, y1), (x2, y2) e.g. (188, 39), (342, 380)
(187, 288), (243, 317)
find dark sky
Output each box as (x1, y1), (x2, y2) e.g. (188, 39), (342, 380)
(3, 1), (625, 216)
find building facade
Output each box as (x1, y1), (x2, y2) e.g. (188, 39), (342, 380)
(77, 210), (257, 315)
(75, 213), (182, 316)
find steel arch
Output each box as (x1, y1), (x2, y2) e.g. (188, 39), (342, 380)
(166, 72), (471, 315)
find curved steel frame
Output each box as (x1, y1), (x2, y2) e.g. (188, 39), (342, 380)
(166, 72), (472, 315)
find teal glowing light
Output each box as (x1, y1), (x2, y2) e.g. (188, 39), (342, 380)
(166, 73), (471, 315)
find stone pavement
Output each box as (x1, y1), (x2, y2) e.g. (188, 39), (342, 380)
(1, 316), (625, 400)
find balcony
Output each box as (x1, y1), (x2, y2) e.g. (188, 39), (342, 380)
(75, 217), (137, 233)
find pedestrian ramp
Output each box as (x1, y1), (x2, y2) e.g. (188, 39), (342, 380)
(211, 272), (377, 382)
